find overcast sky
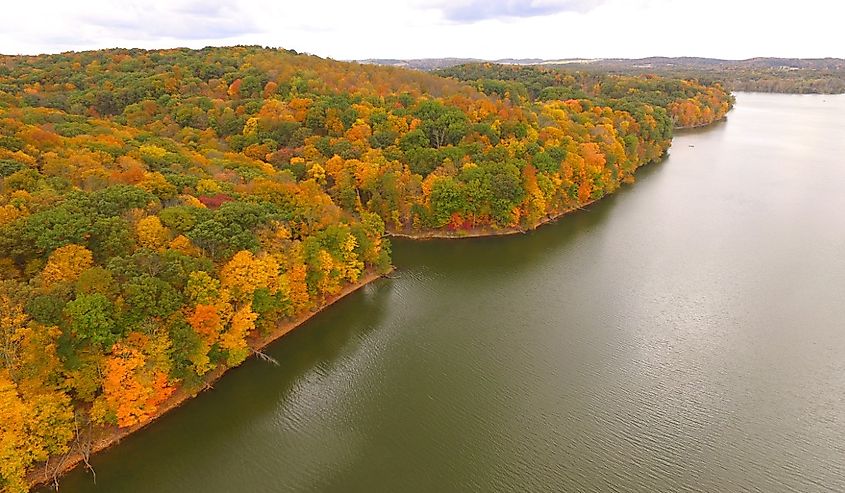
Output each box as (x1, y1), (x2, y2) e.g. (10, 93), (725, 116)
(2, 0), (842, 60)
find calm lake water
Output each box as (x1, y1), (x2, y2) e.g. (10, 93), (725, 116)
(50, 93), (845, 492)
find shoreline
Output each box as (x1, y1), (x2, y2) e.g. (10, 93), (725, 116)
(387, 200), (596, 240)
(27, 114), (729, 491)
(674, 116), (729, 131)
(27, 268), (390, 491)
(387, 118), (729, 241)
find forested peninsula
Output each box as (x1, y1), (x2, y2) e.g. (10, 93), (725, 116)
(0, 46), (732, 492)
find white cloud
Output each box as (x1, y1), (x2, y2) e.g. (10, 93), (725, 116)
(432, 0), (604, 22)
(78, 1), (259, 40)
(0, 0), (842, 60)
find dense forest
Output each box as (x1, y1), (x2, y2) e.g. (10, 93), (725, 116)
(0, 46), (731, 492)
(435, 64), (734, 129)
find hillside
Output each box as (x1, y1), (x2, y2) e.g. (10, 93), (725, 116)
(0, 46), (731, 491)
(436, 64), (734, 129)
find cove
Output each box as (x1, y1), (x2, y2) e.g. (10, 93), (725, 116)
(46, 93), (845, 492)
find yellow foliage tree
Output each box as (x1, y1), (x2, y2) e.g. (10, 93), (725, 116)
(13, 324), (63, 396)
(0, 204), (25, 227)
(220, 305), (257, 366)
(40, 244), (93, 288)
(138, 144), (167, 161)
(195, 178), (222, 195)
(186, 271), (220, 306)
(287, 263), (310, 314)
(314, 249), (340, 296)
(0, 371), (74, 493)
(220, 250), (282, 302)
(341, 233), (364, 282)
(169, 235), (201, 256)
(308, 162), (327, 185)
(0, 287), (27, 372)
(136, 216), (170, 250)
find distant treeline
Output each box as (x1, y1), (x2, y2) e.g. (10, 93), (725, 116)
(574, 58), (845, 94)
(365, 57), (845, 95)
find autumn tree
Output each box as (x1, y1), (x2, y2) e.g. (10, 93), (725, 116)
(40, 244), (94, 287)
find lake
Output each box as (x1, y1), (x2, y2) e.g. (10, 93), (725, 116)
(50, 93), (845, 492)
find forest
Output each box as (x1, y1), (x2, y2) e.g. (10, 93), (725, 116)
(0, 46), (732, 492)
(435, 64), (734, 129)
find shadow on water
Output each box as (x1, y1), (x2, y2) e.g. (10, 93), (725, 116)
(673, 118), (729, 137)
(45, 279), (394, 492)
(48, 154), (669, 492)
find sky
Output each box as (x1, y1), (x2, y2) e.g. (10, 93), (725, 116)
(1, 0), (843, 60)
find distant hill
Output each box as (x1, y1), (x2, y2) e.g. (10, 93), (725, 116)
(591, 57), (845, 71)
(359, 57), (596, 70)
(357, 57), (845, 94)
(358, 56), (845, 72)
(358, 58), (483, 71)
